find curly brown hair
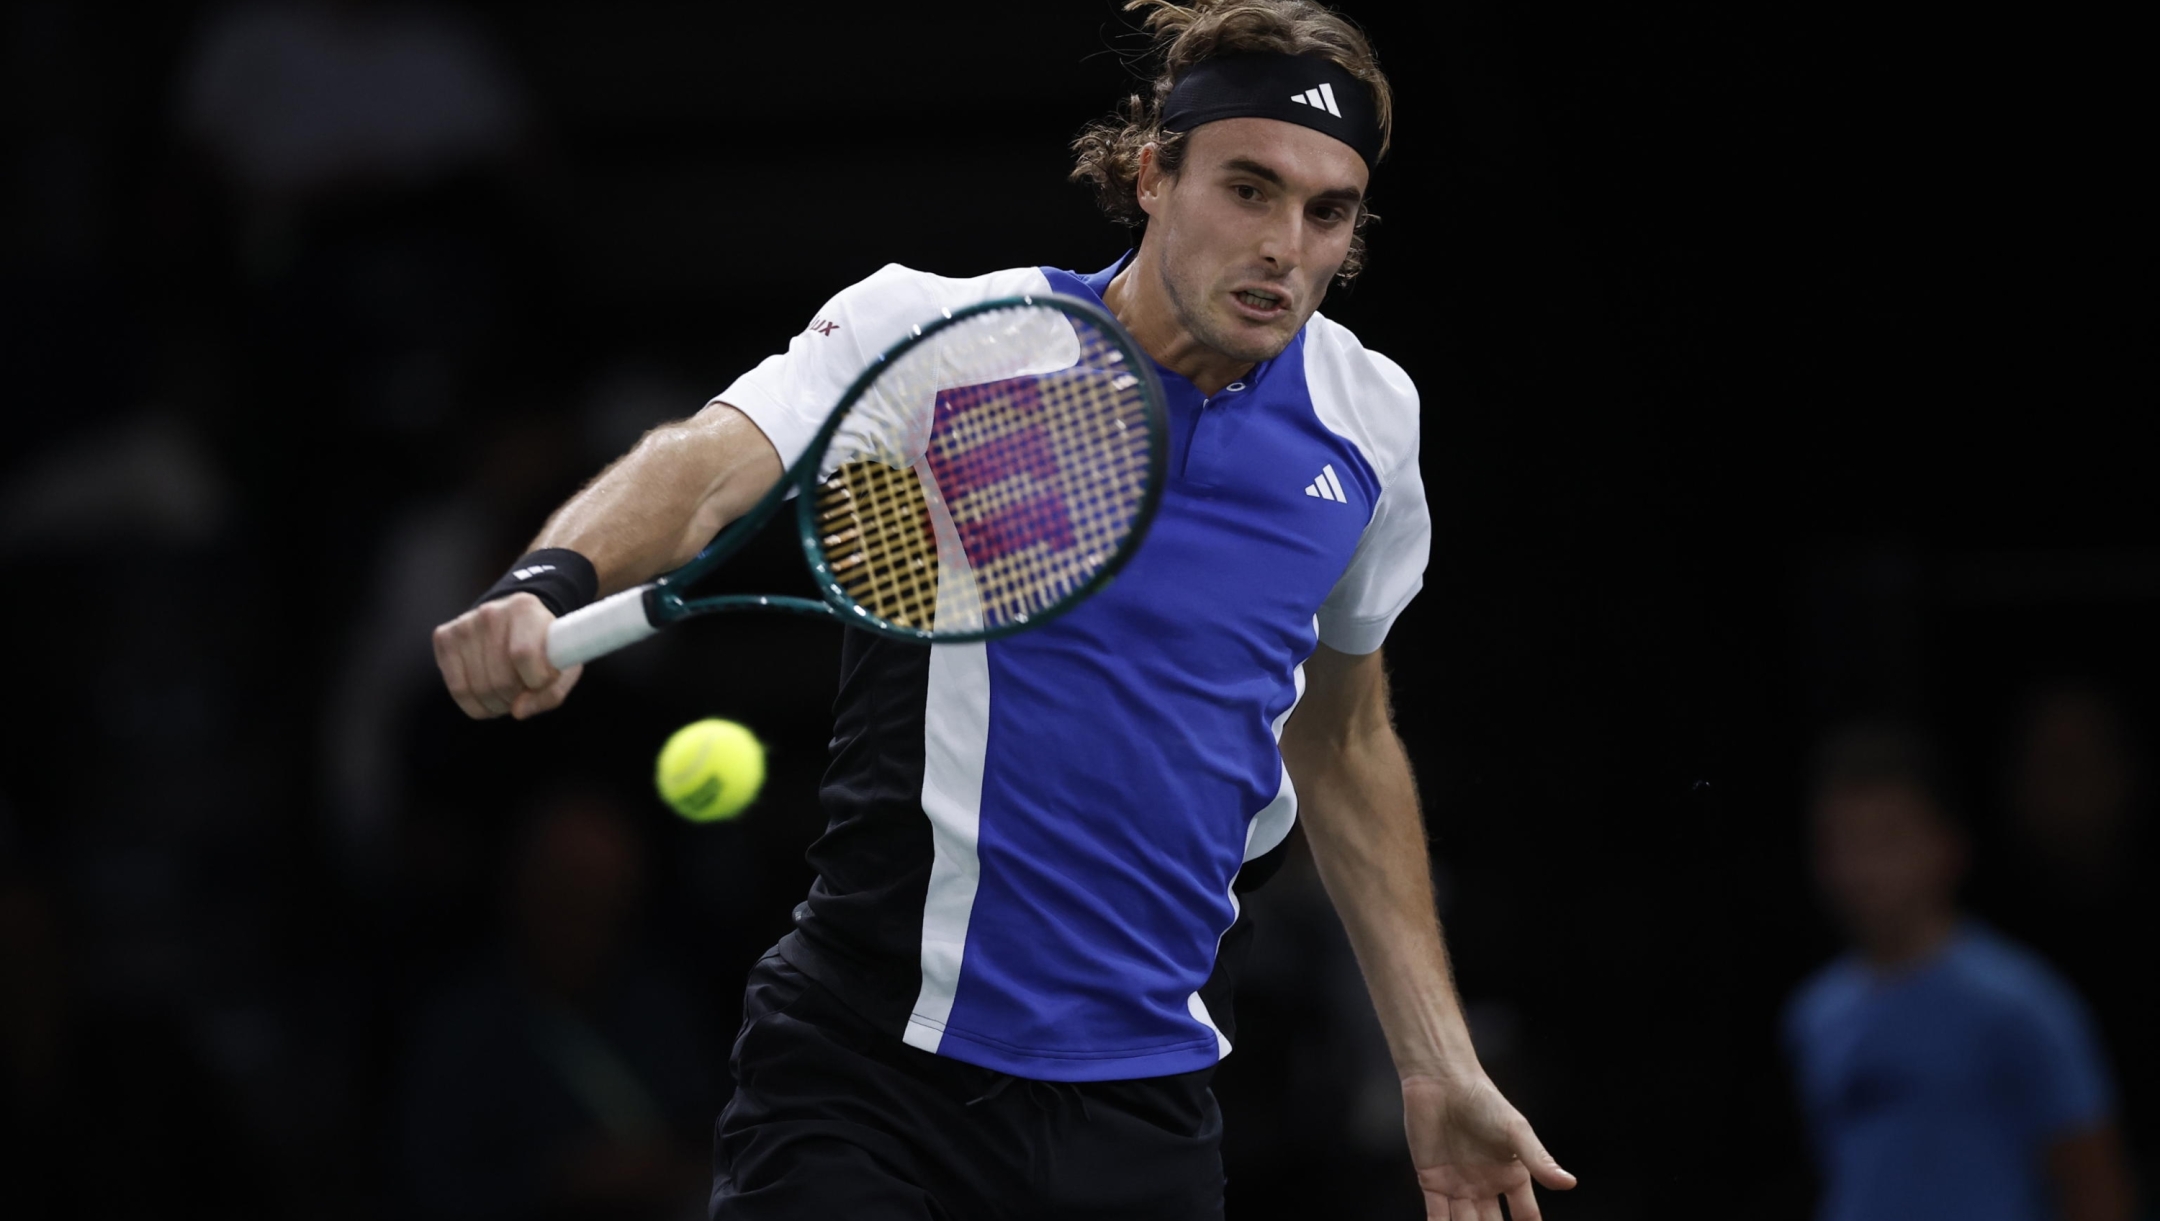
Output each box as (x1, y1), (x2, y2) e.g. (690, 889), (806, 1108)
(1070, 0), (1393, 280)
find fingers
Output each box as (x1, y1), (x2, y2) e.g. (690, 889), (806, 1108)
(1513, 1125), (1576, 1191)
(512, 663), (582, 720)
(1424, 1190), (1512, 1221)
(505, 601), (559, 692)
(474, 621), (522, 716)
(432, 625), (492, 719)
(1505, 1182), (1543, 1221)
(434, 594), (568, 721)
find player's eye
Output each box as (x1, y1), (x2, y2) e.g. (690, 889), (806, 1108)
(1232, 183), (1263, 202)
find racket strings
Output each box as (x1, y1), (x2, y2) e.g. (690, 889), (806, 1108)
(817, 461), (939, 629)
(813, 307), (1156, 635)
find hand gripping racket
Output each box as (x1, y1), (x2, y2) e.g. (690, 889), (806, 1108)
(545, 294), (1168, 667)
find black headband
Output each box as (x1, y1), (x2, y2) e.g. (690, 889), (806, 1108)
(1160, 52), (1383, 171)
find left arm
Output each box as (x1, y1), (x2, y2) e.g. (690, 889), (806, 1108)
(1283, 643), (1575, 1221)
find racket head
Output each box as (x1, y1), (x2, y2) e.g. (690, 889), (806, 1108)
(794, 293), (1168, 643)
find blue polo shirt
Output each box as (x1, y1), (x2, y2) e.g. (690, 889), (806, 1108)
(1784, 924), (2115, 1221)
(715, 256), (1429, 1080)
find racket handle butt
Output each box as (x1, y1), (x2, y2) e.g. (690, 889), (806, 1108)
(547, 584), (660, 668)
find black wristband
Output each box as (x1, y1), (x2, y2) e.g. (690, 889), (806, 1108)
(473, 549), (599, 617)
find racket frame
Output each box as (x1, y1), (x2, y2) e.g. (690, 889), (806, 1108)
(643, 292), (1167, 644)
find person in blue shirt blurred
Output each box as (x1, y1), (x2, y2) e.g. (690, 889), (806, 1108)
(1785, 722), (2135, 1221)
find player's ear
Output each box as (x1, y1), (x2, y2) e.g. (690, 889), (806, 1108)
(1135, 142), (1168, 218)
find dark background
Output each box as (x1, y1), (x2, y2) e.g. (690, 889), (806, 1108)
(1, 2), (2151, 1218)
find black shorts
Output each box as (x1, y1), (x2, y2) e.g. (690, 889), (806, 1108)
(710, 951), (1225, 1220)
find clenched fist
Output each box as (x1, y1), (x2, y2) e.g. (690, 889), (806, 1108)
(432, 592), (584, 720)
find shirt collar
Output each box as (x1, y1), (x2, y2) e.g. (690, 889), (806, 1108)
(1076, 250), (1135, 301)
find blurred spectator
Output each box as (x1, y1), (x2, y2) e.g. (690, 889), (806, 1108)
(0, 872), (267, 1219)
(1785, 722), (2134, 1221)
(398, 793), (711, 1221)
(0, 408), (230, 555)
(169, 0), (553, 580)
(176, 0), (530, 267)
(2005, 681), (2144, 907)
(322, 411), (576, 874)
(1998, 681), (2159, 1204)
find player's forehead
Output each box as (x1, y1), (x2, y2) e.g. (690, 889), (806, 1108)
(1183, 118), (1369, 198)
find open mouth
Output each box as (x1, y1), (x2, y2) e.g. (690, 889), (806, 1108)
(1233, 288), (1288, 315)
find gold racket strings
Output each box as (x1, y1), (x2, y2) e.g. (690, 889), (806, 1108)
(813, 306), (1155, 634)
(817, 461), (938, 628)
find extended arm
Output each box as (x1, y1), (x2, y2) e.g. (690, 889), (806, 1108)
(432, 402), (781, 720)
(536, 401), (781, 594)
(1282, 643), (1573, 1221)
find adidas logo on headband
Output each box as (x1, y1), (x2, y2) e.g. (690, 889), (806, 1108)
(1162, 53), (1383, 169)
(1289, 83), (1344, 118)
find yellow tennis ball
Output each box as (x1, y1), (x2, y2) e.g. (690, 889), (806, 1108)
(655, 718), (765, 823)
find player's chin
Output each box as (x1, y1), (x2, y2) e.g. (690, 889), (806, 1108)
(1208, 310), (1302, 363)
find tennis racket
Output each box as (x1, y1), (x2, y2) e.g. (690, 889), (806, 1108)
(545, 293), (1168, 668)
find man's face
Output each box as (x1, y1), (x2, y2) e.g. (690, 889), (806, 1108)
(1138, 118), (1369, 365)
(1812, 782), (1962, 947)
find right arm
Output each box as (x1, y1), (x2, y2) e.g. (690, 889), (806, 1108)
(431, 401), (781, 721)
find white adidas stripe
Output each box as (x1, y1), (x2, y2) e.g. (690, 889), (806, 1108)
(1289, 83), (1344, 118)
(1303, 463), (1348, 502)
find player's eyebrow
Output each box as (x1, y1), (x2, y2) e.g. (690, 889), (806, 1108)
(1219, 156), (1365, 204)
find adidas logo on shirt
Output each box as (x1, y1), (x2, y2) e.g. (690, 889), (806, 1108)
(1304, 464), (1348, 502)
(1289, 82), (1343, 118)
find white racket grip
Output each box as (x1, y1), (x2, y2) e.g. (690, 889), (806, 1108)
(547, 585), (660, 668)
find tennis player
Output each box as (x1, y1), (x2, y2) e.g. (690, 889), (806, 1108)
(434, 2), (1574, 1218)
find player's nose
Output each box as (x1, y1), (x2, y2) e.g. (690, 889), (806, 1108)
(1254, 214), (1304, 270)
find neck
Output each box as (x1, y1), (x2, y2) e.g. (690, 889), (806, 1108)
(1860, 907), (1959, 972)
(1101, 245), (1255, 396)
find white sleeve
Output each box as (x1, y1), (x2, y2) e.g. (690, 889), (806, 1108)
(1305, 322), (1431, 656)
(708, 264), (940, 468)
(1317, 448), (1430, 654)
